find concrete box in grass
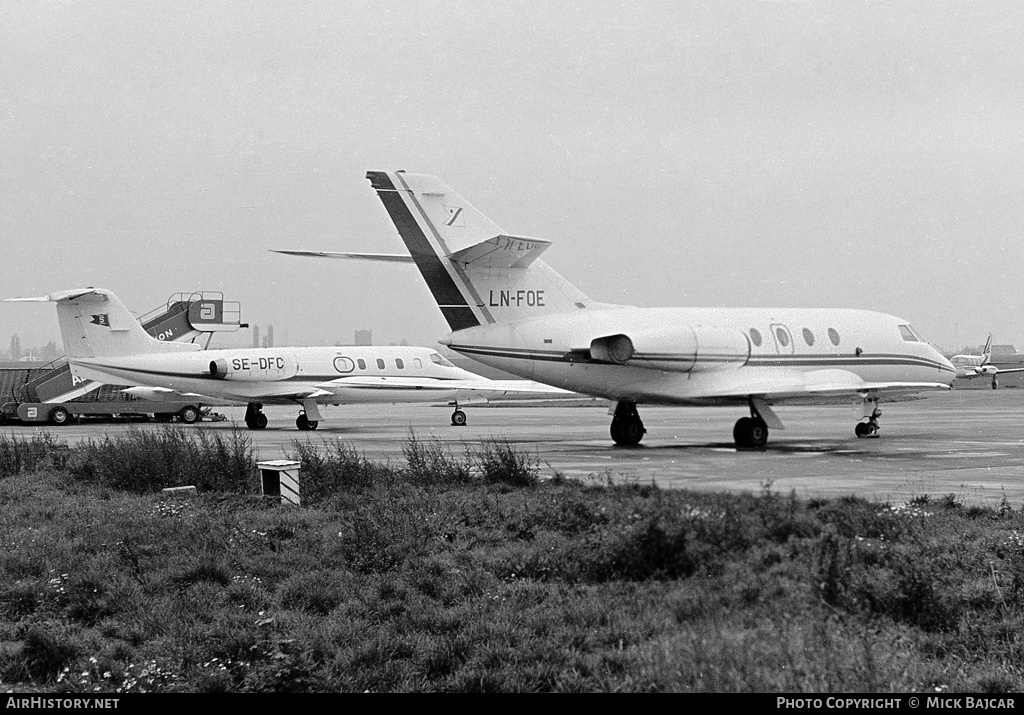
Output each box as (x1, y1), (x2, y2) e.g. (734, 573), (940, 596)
(258, 460), (301, 506)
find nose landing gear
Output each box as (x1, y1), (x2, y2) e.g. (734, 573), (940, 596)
(855, 398), (881, 438)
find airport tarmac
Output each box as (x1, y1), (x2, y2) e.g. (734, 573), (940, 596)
(5, 390), (1024, 507)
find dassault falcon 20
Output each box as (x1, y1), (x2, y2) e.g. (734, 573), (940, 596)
(275, 170), (956, 448)
(5, 288), (570, 430)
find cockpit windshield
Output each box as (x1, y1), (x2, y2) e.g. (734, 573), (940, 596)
(429, 352), (456, 368)
(898, 324), (923, 342)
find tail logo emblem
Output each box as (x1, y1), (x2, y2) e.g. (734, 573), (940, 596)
(89, 314), (110, 327)
(443, 205), (465, 227)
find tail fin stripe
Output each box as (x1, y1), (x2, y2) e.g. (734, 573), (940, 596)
(391, 172), (495, 325)
(367, 171), (482, 331)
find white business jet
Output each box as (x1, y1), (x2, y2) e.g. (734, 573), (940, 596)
(5, 288), (569, 430)
(950, 335), (1024, 389)
(275, 170), (956, 448)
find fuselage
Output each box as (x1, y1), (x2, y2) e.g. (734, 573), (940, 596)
(442, 306), (955, 405)
(69, 345), (486, 405)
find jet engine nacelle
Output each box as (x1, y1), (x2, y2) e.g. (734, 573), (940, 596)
(209, 354), (299, 381)
(589, 325), (750, 372)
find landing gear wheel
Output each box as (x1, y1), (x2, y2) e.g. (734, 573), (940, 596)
(610, 402), (645, 446)
(451, 409), (467, 426)
(178, 406), (200, 425)
(49, 406), (70, 426)
(855, 421), (879, 438)
(993, 377), (999, 390)
(296, 413), (318, 431)
(244, 402), (267, 430)
(733, 416), (768, 450)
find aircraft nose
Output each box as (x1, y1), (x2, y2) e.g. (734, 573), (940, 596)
(934, 348), (956, 382)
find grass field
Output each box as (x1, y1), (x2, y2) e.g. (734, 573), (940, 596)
(1, 427), (1023, 692)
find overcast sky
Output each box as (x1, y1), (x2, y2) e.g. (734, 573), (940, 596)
(2, 1), (1023, 355)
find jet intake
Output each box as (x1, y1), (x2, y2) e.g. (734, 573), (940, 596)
(589, 326), (750, 372)
(207, 354), (299, 381)
(209, 359), (229, 379)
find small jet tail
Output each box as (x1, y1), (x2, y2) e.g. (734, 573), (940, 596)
(5, 289), (201, 360)
(982, 334), (993, 365)
(365, 171), (599, 331)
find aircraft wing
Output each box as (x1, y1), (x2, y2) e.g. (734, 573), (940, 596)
(685, 368), (949, 406)
(995, 366), (1024, 375)
(313, 376), (573, 398)
(271, 250), (415, 263)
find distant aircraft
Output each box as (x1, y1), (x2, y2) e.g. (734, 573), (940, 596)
(950, 335), (1024, 389)
(5, 288), (570, 430)
(278, 170), (956, 448)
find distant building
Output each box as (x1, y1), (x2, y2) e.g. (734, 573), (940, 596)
(252, 325), (260, 349)
(355, 329), (372, 346)
(266, 325), (274, 348)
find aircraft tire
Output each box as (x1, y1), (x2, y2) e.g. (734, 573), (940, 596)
(49, 406), (71, 426)
(610, 416), (644, 446)
(178, 406), (200, 425)
(451, 409), (467, 426)
(855, 421), (878, 438)
(296, 413), (318, 431)
(734, 416), (768, 450)
(253, 412), (268, 430)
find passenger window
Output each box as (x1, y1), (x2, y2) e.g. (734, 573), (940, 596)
(748, 328), (762, 347)
(828, 328), (840, 346)
(376, 358), (385, 370)
(396, 358), (405, 369)
(775, 327), (789, 347)
(357, 359), (366, 370)
(414, 358), (423, 369)
(898, 325), (918, 342)
(802, 328), (815, 346)
(333, 357), (354, 373)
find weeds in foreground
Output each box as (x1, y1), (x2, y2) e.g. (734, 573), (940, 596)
(1, 434), (1023, 691)
(68, 426), (257, 493)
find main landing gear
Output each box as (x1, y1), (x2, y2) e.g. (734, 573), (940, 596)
(993, 376), (999, 390)
(733, 415), (769, 450)
(451, 406), (467, 426)
(610, 401), (646, 446)
(296, 411), (318, 431)
(244, 402), (268, 430)
(855, 398), (881, 438)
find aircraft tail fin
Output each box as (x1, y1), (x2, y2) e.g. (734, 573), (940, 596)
(365, 171), (598, 331)
(983, 334), (993, 365)
(5, 289), (202, 360)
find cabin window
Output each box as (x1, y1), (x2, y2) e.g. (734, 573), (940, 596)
(898, 325), (919, 342)
(429, 352), (455, 368)
(333, 357), (355, 373)
(414, 358), (423, 369)
(775, 327), (790, 347)
(828, 328), (840, 346)
(748, 328), (762, 347)
(357, 359), (366, 369)
(376, 358), (385, 370)
(396, 358), (405, 369)
(802, 328), (815, 346)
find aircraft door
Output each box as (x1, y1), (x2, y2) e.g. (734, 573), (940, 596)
(769, 323), (795, 355)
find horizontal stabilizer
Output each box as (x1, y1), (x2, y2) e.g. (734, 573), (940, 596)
(5, 289), (106, 304)
(271, 250), (415, 264)
(448, 235), (552, 269)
